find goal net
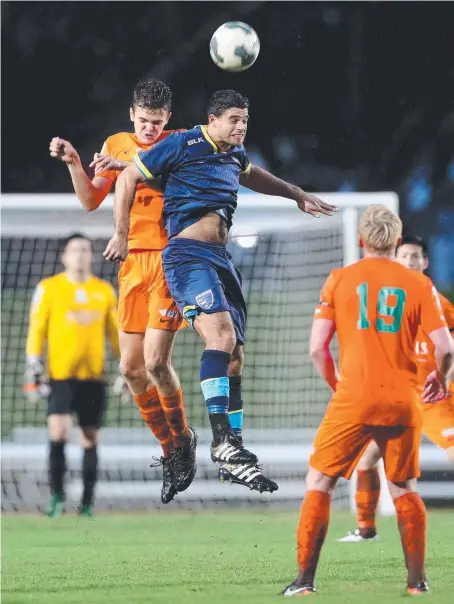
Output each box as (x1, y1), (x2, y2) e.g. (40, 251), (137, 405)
(1, 192), (398, 512)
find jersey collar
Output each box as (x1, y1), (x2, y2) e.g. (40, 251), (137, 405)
(200, 125), (219, 153)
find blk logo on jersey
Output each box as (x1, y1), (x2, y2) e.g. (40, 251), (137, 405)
(195, 289), (214, 310)
(187, 137), (203, 146)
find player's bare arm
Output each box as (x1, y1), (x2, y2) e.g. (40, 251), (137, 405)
(49, 137), (112, 211)
(90, 153), (164, 194)
(309, 318), (339, 392)
(103, 163), (147, 263)
(239, 165), (338, 217)
(422, 327), (454, 402)
(90, 153), (129, 174)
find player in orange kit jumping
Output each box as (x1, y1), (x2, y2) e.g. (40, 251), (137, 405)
(49, 79), (196, 504)
(339, 235), (454, 544)
(281, 206), (453, 596)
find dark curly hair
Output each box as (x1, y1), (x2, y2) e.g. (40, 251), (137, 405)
(132, 78), (172, 111)
(207, 90), (249, 117)
(396, 235), (428, 257)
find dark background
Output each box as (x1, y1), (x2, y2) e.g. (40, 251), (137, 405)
(2, 1), (453, 287)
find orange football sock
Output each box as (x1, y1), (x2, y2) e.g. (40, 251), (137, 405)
(133, 388), (173, 458)
(394, 492), (427, 587)
(296, 490), (331, 584)
(356, 468), (380, 535)
(159, 387), (190, 448)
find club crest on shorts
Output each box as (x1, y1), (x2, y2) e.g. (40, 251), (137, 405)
(195, 289), (214, 310)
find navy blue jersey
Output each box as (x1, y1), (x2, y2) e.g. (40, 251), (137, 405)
(133, 125), (252, 238)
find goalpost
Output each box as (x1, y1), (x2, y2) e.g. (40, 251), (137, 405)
(2, 190), (400, 513)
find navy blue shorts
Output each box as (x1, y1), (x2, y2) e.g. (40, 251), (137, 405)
(162, 238), (247, 344)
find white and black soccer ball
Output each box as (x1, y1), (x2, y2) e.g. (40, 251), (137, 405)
(210, 21), (260, 72)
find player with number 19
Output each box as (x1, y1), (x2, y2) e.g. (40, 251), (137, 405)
(282, 205), (453, 596)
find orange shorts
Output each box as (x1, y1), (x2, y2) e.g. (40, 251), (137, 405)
(310, 420), (421, 482)
(422, 397), (454, 449)
(118, 250), (186, 333)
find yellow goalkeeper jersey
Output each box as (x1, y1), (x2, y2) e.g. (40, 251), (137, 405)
(26, 273), (120, 381)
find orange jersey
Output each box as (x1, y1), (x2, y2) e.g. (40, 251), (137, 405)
(315, 257), (447, 427)
(416, 292), (454, 394)
(100, 130), (183, 250)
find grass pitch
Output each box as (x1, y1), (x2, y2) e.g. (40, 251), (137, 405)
(2, 510), (454, 604)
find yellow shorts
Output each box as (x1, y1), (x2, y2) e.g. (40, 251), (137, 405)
(310, 420), (421, 482)
(118, 250), (187, 333)
(422, 397), (454, 449)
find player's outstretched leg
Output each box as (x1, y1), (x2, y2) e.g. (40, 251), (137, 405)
(218, 349), (278, 492)
(145, 329), (197, 494)
(200, 349), (258, 464)
(133, 387), (177, 503)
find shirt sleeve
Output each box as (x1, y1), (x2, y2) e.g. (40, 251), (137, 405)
(96, 138), (118, 183)
(420, 281), (448, 336)
(314, 270), (337, 322)
(133, 133), (181, 180)
(239, 146), (252, 175)
(105, 285), (120, 359)
(26, 281), (51, 357)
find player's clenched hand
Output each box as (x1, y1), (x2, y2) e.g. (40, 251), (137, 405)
(49, 137), (80, 165)
(296, 191), (338, 218)
(422, 370), (449, 403)
(103, 232), (129, 263)
(90, 153), (129, 174)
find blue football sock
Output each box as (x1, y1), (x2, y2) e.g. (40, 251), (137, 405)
(200, 350), (231, 442)
(228, 375), (243, 439)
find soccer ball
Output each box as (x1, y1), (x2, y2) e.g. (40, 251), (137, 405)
(210, 21), (260, 72)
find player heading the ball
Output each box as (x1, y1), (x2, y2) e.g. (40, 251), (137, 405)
(105, 89), (337, 493)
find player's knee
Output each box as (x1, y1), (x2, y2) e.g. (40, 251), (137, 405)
(357, 442), (381, 471)
(120, 358), (145, 382)
(228, 344), (244, 376)
(47, 415), (71, 442)
(205, 322), (236, 353)
(145, 356), (173, 382)
(387, 478), (418, 500)
(80, 428), (99, 448)
(306, 467), (337, 494)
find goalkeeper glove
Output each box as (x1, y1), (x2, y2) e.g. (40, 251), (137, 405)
(24, 357), (50, 403)
(112, 374), (132, 404)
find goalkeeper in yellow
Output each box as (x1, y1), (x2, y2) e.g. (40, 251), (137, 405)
(25, 233), (121, 517)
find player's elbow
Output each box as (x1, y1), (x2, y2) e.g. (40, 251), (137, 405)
(431, 327), (454, 358)
(83, 203), (99, 212)
(79, 195), (103, 212)
(309, 343), (328, 361)
(121, 163), (142, 184)
(436, 346), (454, 373)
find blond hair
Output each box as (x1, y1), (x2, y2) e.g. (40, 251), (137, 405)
(358, 205), (402, 254)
